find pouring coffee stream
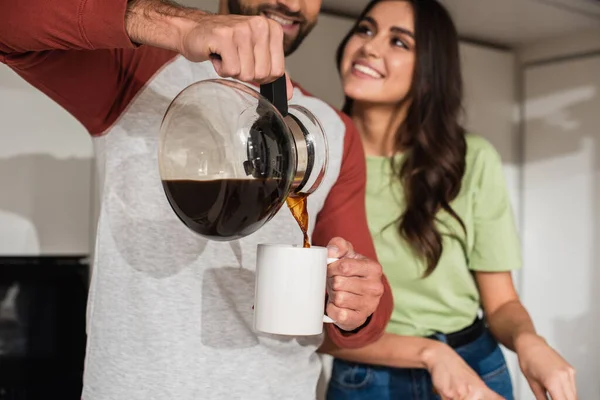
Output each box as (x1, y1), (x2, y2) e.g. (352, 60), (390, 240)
(158, 73), (328, 245)
(260, 75), (311, 248)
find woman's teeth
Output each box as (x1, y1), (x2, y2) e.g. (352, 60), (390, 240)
(353, 64), (383, 78)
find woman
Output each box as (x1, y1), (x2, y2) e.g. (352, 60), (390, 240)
(322, 1), (577, 399)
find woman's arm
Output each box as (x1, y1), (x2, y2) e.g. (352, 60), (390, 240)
(475, 271), (538, 352)
(320, 331), (503, 399)
(319, 272), (537, 369)
(476, 271), (577, 400)
(319, 331), (440, 369)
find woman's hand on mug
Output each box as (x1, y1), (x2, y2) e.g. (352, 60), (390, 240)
(422, 341), (503, 400)
(516, 333), (577, 400)
(325, 237), (384, 332)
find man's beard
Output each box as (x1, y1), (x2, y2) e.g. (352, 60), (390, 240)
(227, 0), (316, 56)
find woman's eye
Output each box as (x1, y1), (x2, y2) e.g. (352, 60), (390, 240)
(392, 37), (408, 49)
(354, 24), (373, 36)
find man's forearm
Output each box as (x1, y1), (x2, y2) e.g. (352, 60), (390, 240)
(1, 0), (137, 54)
(486, 299), (539, 352)
(125, 0), (206, 53)
(0, 0), (209, 55)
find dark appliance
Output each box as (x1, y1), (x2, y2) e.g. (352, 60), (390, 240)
(0, 256), (89, 399)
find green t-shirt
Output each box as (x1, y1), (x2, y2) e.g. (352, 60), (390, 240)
(366, 134), (521, 337)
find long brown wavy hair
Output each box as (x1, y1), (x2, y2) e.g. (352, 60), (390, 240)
(336, 0), (467, 276)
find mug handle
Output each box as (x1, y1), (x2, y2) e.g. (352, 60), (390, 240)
(323, 257), (339, 324)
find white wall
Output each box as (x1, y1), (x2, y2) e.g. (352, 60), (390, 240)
(0, 66), (93, 255)
(521, 54), (600, 400)
(286, 13), (351, 108)
(518, 28), (600, 65)
(518, 27), (600, 399)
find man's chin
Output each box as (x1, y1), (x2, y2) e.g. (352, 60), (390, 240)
(283, 37), (303, 57)
(283, 45), (294, 56)
(284, 47), (296, 57)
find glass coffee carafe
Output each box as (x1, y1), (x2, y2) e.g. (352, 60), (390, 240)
(158, 75), (328, 242)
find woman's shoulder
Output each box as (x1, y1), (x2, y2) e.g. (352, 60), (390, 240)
(465, 134), (504, 167)
(463, 134), (506, 186)
(465, 134), (500, 158)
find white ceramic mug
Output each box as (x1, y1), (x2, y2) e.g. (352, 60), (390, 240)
(253, 244), (336, 336)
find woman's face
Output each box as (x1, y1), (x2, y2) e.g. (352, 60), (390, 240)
(340, 1), (416, 106)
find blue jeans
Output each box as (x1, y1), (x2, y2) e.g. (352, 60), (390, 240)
(326, 330), (514, 400)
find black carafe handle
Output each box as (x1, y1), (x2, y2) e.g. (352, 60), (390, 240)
(260, 75), (288, 117)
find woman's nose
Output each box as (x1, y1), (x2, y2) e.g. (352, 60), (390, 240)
(360, 36), (385, 59)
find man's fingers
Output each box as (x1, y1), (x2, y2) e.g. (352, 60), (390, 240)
(327, 290), (362, 311)
(213, 39), (239, 78)
(328, 258), (381, 280)
(207, 25), (239, 77)
(197, 15), (285, 85)
(325, 302), (362, 328)
(234, 26), (255, 81)
(328, 275), (383, 297)
(249, 16), (271, 81)
(267, 19), (285, 79)
(327, 237), (357, 259)
(327, 258), (368, 278)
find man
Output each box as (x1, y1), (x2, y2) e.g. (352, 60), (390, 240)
(0, 0), (393, 398)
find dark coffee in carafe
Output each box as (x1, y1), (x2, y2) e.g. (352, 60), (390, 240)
(162, 178), (286, 240)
